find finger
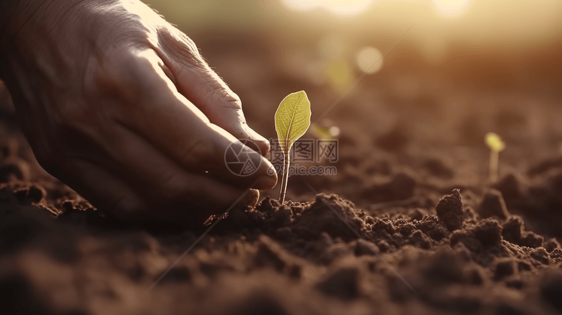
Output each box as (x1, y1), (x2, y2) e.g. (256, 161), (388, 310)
(95, 120), (261, 225)
(156, 29), (270, 156)
(57, 146), (260, 227)
(116, 50), (277, 190)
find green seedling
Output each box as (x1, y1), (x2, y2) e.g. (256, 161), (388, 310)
(275, 91), (312, 204)
(485, 132), (505, 183)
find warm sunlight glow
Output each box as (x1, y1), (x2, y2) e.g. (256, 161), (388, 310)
(280, 0), (322, 12)
(318, 35), (345, 60)
(356, 47), (383, 74)
(281, 0), (374, 16)
(329, 126), (341, 137)
(326, 60), (352, 92)
(431, 0), (472, 18)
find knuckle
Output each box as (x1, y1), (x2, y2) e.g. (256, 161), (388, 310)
(108, 51), (174, 107)
(201, 78), (242, 110)
(174, 31), (199, 57)
(229, 91), (242, 104)
(216, 90), (242, 109)
(159, 28), (202, 64)
(92, 52), (150, 103)
(261, 139), (271, 155)
(179, 33), (198, 54)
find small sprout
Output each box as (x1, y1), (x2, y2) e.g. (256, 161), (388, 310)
(485, 132), (505, 182)
(275, 91), (312, 204)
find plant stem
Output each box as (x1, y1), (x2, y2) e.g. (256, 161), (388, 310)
(279, 151), (290, 204)
(490, 150), (498, 182)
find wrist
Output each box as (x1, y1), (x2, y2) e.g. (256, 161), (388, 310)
(0, 0), (99, 81)
(0, 0), (104, 52)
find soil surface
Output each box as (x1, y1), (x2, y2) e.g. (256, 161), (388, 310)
(1, 34), (562, 315)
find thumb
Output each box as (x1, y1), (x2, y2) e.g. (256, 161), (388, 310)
(157, 29), (270, 156)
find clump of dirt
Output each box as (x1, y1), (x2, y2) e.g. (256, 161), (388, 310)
(3, 134), (562, 315)
(1, 41), (562, 315)
(435, 188), (464, 231)
(477, 189), (510, 219)
(2, 168), (562, 315)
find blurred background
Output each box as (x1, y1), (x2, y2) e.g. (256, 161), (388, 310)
(143, 0), (562, 201)
(1, 0), (560, 203)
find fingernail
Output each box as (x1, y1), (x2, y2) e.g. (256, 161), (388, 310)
(241, 189), (260, 208)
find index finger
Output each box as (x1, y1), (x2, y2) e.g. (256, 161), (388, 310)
(114, 50), (277, 190)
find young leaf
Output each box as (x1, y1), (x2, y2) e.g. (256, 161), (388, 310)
(485, 132), (505, 183)
(485, 132), (505, 152)
(275, 91), (312, 156)
(275, 91), (311, 204)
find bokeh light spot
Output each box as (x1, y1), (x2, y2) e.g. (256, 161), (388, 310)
(281, 0), (323, 12)
(329, 126), (341, 137)
(431, 0), (472, 18)
(356, 47), (383, 74)
(281, 0), (374, 17)
(323, 0), (375, 16)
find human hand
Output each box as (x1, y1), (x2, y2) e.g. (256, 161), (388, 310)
(0, 0), (277, 226)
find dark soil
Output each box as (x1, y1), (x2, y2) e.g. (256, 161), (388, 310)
(1, 138), (562, 315)
(1, 35), (562, 315)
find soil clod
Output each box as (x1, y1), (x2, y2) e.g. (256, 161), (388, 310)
(436, 189), (465, 231)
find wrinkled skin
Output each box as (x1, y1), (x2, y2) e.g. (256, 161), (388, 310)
(0, 0), (277, 226)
